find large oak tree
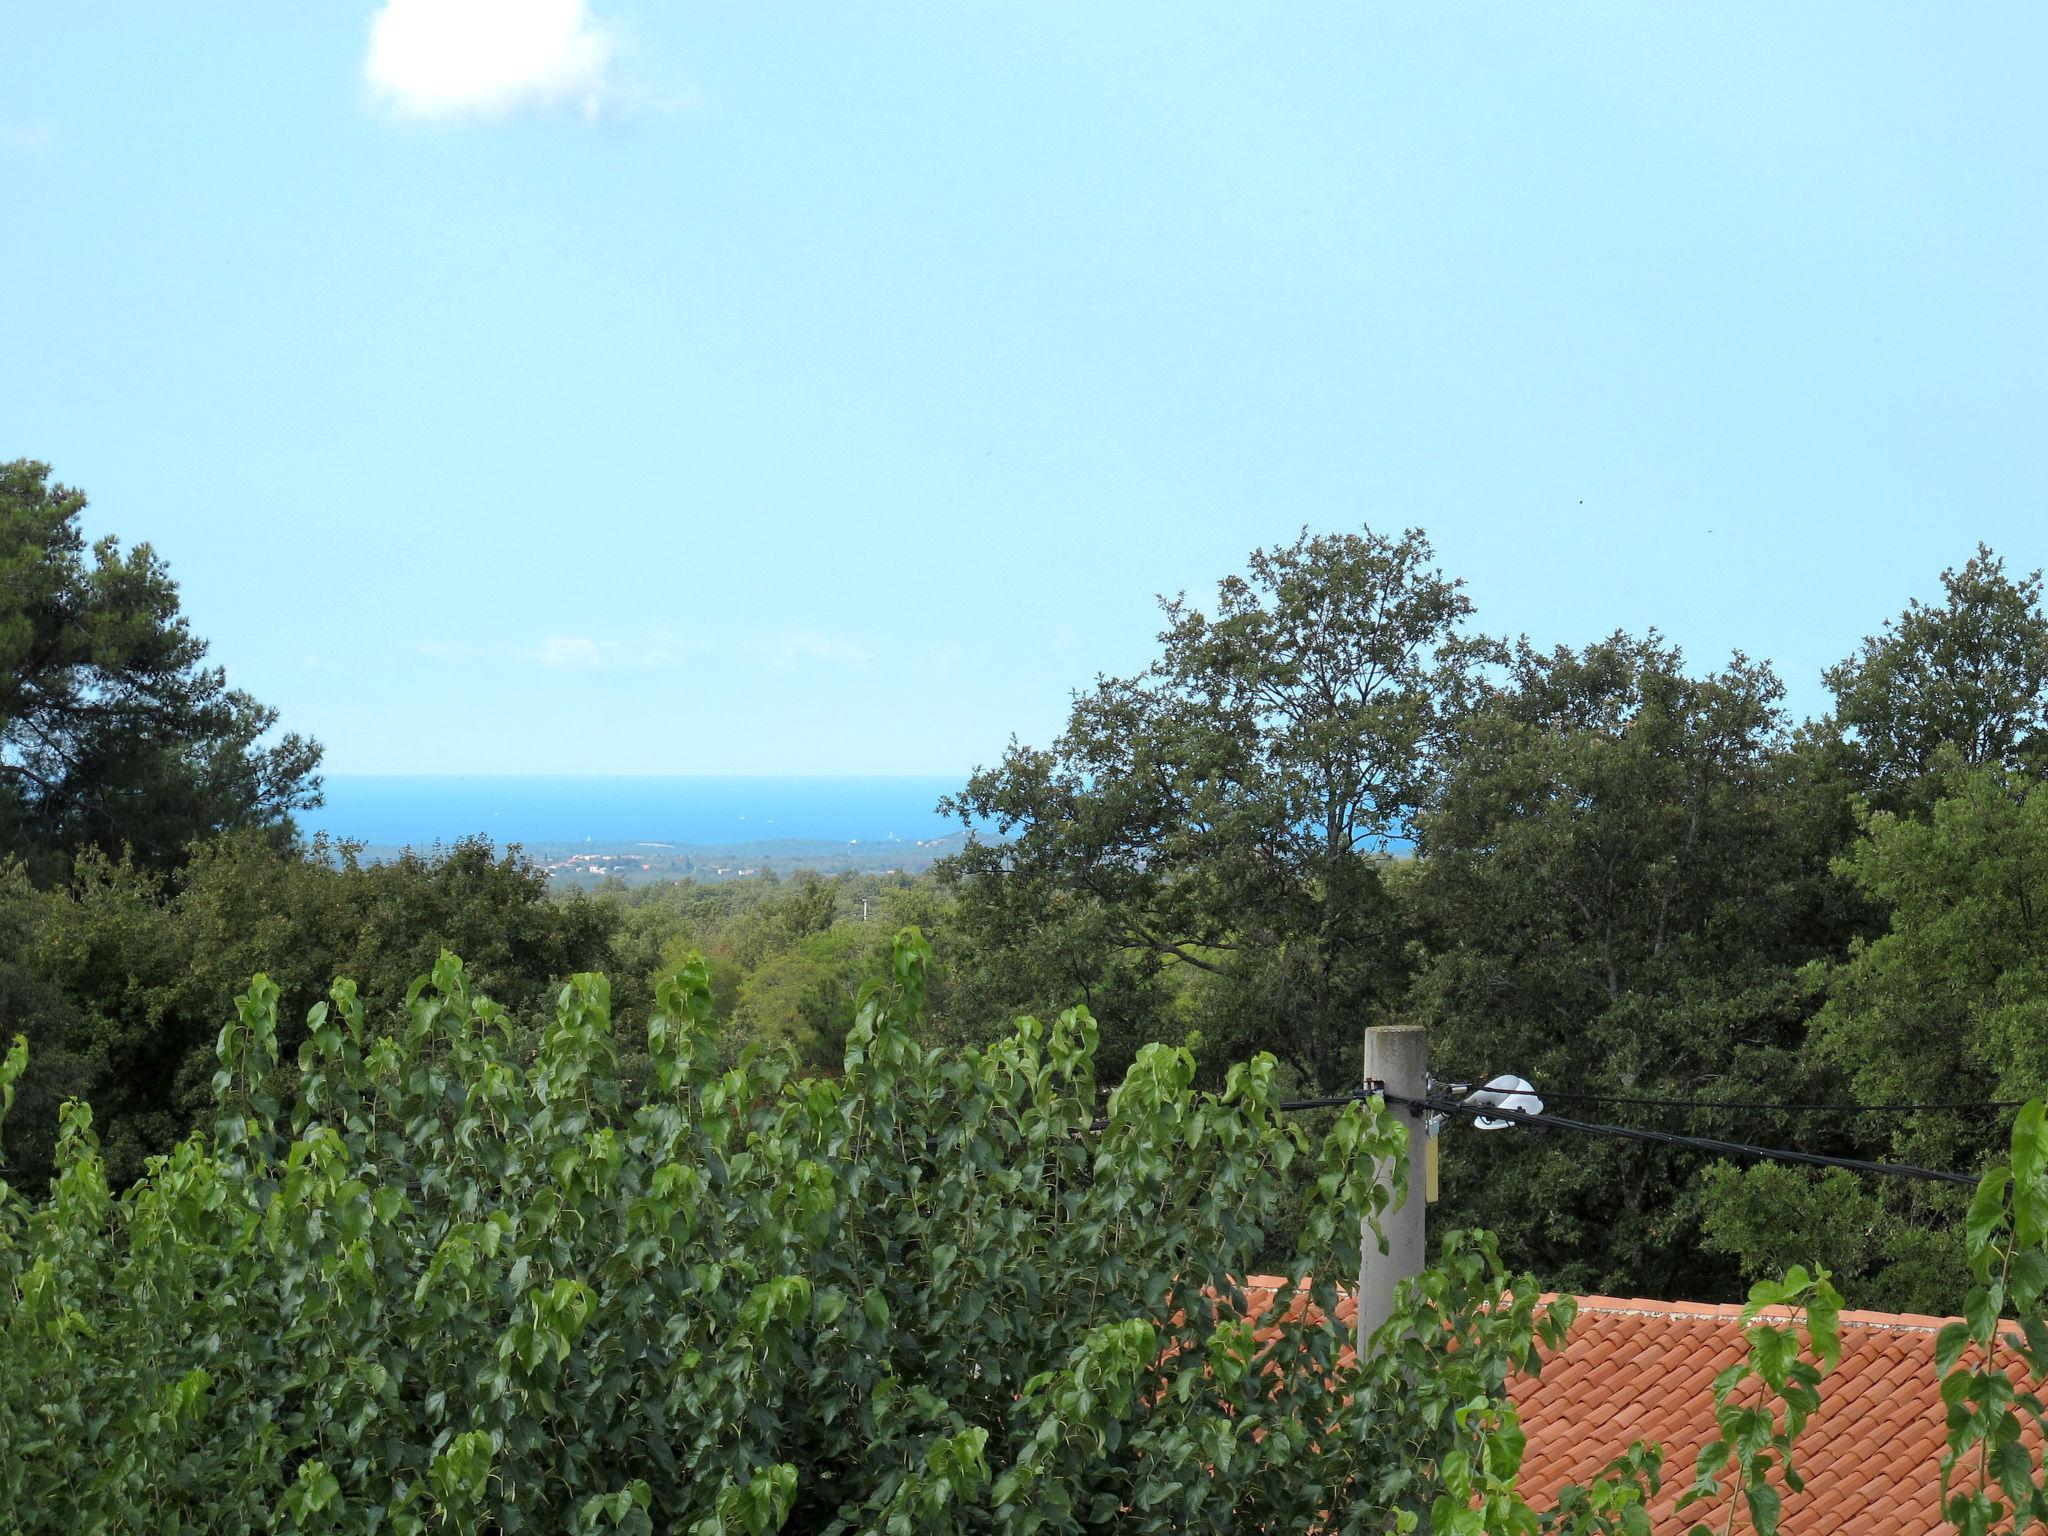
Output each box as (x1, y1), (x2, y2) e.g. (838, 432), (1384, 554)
(1409, 633), (1850, 1298)
(942, 527), (1475, 1091)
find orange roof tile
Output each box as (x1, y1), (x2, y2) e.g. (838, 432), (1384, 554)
(1239, 1279), (2036, 1536)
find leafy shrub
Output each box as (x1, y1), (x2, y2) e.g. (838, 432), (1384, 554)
(0, 929), (1665, 1533)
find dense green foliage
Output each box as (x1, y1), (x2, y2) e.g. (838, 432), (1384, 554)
(19, 931), (2048, 1536)
(1, 834), (619, 1193)
(1408, 634), (1851, 1298)
(26, 929), (2048, 1534)
(1700, 760), (2048, 1309)
(946, 531), (2048, 1314)
(1823, 546), (2048, 811)
(0, 933), (1675, 1534)
(602, 870), (956, 1069)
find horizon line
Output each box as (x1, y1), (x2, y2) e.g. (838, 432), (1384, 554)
(318, 770), (978, 781)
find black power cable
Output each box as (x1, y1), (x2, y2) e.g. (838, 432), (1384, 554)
(1083, 1085), (1984, 1187)
(1436, 1083), (2029, 1116)
(1381, 1090), (1980, 1189)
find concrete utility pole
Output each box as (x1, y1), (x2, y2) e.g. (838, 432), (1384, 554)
(1357, 1024), (1429, 1357)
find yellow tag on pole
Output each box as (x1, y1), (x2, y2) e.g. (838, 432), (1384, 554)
(1424, 1131), (1441, 1204)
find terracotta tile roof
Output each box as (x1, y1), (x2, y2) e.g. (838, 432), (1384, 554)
(1516, 1294), (1974, 1536)
(1239, 1280), (2026, 1536)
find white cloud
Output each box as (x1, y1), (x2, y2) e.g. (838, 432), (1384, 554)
(0, 122), (55, 154)
(515, 633), (697, 670)
(531, 635), (607, 669)
(782, 631), (875, 668)
(420, 627), (869, 675)
(364, 0), (617, 121)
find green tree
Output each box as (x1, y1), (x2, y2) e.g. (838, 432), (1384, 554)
(732, 927), (874, 1072)
(1815, 763), (2048, 1132)
(928, 885), (1185, 1075)
(4, 833), (618, 1188)
(943, 527), (1474, 1092)
(1824, 545), (2048, 812)
(1704, 761), (2048, 1313)
(766, 870), (842, 946)
(0, 460), (321, 881)
(0, 867), (89, 1199)
(1409, 632), (1847, 1299)
(603, 873), (882, 1061)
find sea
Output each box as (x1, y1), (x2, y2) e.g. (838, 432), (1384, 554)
(304, 775), (970, 851)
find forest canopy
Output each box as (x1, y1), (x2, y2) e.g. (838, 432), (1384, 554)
(940, 530), (2048, 1311)
(6, 458), (2048, 1315)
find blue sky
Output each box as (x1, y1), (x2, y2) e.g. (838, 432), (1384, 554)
(4, 3), (2043, 776)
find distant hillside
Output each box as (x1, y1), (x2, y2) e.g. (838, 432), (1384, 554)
(342, 831), (977, 888)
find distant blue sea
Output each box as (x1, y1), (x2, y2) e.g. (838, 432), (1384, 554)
(306, 776), (969, 849)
